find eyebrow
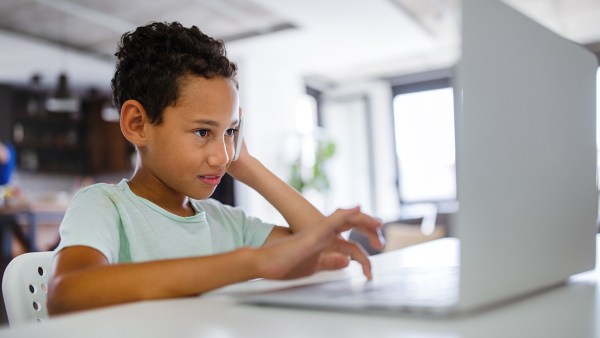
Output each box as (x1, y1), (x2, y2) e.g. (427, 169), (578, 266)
(191, 119), (240, 127)
(191, 119), (219, 127)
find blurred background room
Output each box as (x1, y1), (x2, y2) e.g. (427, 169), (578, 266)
(0, 0), (599, 322)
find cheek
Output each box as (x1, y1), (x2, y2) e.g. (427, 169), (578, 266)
(149, 136), (197, 167)
(226, 136), (236, 153)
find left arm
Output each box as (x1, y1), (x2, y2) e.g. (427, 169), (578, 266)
(227, 143), (383, 278)
(228, 153), (324, 234)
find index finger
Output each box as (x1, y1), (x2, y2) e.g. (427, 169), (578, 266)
(332, 238), (373, 280)
(343, 212), (384, 250)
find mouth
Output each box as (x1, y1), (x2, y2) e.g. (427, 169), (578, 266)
(197, 174), (222, 186)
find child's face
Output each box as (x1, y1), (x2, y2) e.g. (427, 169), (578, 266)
(141, 75), (239, 200)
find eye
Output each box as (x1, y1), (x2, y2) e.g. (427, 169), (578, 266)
(225, 128), (237, 137)
(193, 129), (209, 137)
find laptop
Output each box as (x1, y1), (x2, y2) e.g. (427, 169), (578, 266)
(234, 0), (599, 315)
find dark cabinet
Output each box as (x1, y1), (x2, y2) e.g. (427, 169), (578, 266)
(0, 84), (132, 174)
(13, 113), (87, 173)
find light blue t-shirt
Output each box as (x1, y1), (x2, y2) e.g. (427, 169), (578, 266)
(54, 179), (275, 263)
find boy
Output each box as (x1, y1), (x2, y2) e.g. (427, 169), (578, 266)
(48, 21), (383, 315)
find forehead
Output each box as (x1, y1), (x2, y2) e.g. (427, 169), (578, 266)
(161, 76), (238, 126)
(177, 75), (238, 107)
(160, 76), (239, 126)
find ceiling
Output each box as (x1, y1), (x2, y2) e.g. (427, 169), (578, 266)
(0, 0), (599, 90)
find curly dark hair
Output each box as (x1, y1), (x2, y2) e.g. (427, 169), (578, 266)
(111, 21), (238, 125)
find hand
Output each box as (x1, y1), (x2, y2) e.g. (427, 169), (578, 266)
(226, 106), (251, 180)
(254, 207), (382, 280)
(315, 210), (385, 274)
(226, 138), (254, 181)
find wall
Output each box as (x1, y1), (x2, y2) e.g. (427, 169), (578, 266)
(229, 45), (402, 223)
(230, 50), (305, 225)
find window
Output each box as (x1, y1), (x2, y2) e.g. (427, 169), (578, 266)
(392, 79), (456, 218)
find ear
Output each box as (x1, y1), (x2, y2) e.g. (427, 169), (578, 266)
(120, 99), (149, 146)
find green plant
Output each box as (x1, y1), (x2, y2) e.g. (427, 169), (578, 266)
(289, 140), (336, 193)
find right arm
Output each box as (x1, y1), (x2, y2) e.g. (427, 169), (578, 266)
(48, 207), (365, 315)
(48, 245), (256, 315)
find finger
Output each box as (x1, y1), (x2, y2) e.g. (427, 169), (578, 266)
(332, 239), (373, 280)
(318, 207), (362, 235)
(361, 225), (386, 251)
(344, 213), (385, 250)
(375, 227), (386, 249)
(316, 252), (350, 272)
(321, 208), (384, 251)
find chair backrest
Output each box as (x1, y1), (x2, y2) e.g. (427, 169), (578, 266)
(2, 251), (53, 326)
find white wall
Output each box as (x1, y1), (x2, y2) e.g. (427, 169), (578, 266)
(230, 49), (305, 225)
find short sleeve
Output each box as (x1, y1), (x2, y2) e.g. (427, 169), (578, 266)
(196, 199), (276, 249)
(54, 185), (122, 263)
(240, 211), (277, 247)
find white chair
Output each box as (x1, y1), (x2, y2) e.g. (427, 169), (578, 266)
(2, 251), (53, 326)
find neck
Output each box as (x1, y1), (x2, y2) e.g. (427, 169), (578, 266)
(127, 174), (194, 217)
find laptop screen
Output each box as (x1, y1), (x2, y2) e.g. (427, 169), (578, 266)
(454, 0), (598, 309)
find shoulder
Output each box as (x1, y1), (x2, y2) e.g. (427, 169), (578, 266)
(73, 183), (112, 199)
(74, 179), (128, 197)
(75, 182), (115, 194)
(69, 181), (128, 209)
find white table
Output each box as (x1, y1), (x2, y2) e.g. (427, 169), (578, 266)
(1, 236), (598, 338)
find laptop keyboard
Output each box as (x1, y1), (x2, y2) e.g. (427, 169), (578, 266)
(310, 266), (460, 308)
(243, 265), (459, 312)
(361, 266), (459, 305)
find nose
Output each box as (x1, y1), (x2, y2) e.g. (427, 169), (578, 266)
(207, 137), (230, 167)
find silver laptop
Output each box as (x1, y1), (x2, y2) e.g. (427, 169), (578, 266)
(239, 0), (598, 315)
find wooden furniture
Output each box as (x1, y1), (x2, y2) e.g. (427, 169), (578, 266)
(0, 84), (132, 175)
(0, 202), (67, 266)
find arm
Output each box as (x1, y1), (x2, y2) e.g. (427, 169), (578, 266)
(227, 142), (383, 249)
(48, 245), (256, 315)
(228, 153), (324, 233)
(48, 207), (369, 315)
(226, 142), (383, 278)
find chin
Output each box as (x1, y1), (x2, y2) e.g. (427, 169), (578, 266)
(189, 188), (217, 201)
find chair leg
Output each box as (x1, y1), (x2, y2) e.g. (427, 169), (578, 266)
(1, 225), (12, 266)
(0, 220), (35, 265)
(11, 222), (32, 252)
